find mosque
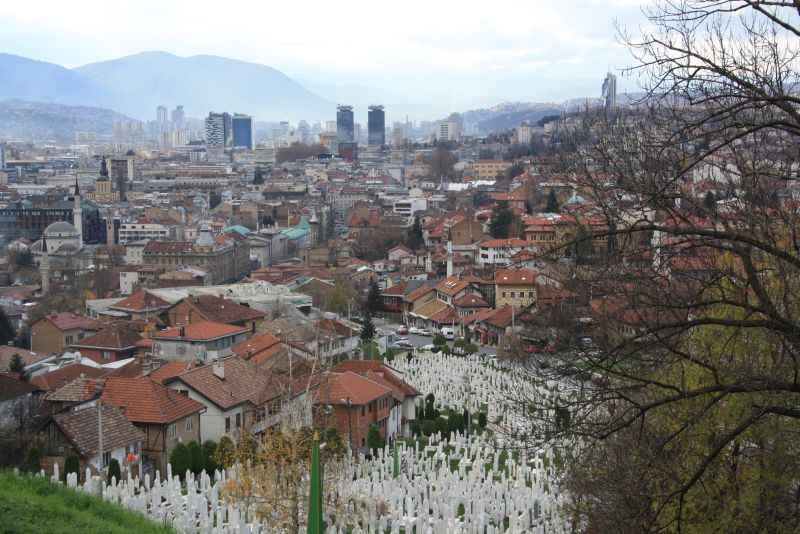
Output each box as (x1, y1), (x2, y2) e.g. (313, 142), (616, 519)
(32, 176), (97, 293)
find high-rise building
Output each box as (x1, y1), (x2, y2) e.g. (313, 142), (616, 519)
(231, 113), (254, 150)
(205, 112), (227, 147)
(171, 105), (185, 130)
(368, 105), (385, 147)
(156, 105), (169, 132)
(336, 105), (354, 144)
(602, 72), (617, 113)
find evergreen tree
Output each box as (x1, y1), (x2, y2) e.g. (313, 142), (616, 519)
(187, 441), (204, 475)
(360, 312), (375, 341)
(488, 202), (515, 238)
(478, 411), (487, 428)
(253, 166), (264, 185)
(202, 440), (219, 473)
(169, 442), (192, 479)
(703, 191), (717, 211)
(367, 425), (383, 453)
(63, 455), (79, 482)
(7, 353), (24, 374)
(106, 458), (121, 485)
(366, 280), (382, 313)
(545, 190), (560, 213)
(425, 393), (436, 420)
(25, 446), (40, 473)
(0, 308), (14, 346)
(406, 216), (424, 249)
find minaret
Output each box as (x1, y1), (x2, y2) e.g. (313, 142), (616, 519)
(447, 237), (454, 278)
(40, 234), (50, 295)
(73, 175), (83, 248)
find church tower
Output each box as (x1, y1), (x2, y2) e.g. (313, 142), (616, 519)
(95, 156), (113, 202)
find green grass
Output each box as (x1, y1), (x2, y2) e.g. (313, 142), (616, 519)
(0, 471), (173, 534)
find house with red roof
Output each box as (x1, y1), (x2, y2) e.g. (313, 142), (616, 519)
(332, 360), (421, 438)
(107, 291), (171, 321)
(100, 376), (205, 474)
(165, 294), (266, 332)
(30, 311), (99, 355)
(69, 322), (143, 365)
(165, 356), (307, 442)
(312, 370), (396, 452)
(152, 321), (249, 362)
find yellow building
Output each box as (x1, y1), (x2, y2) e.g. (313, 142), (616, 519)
(494, 268), (537, 309)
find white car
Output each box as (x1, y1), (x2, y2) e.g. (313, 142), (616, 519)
(408, 326), (421, 334)
(417, 329), (432, 336)
(420, 343), (436, 351)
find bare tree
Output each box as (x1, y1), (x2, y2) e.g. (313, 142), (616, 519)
(506, 2), (800, 531)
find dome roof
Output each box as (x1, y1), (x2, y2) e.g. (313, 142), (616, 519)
(45, 221), (79, 235)
(125, 149), (135, 156)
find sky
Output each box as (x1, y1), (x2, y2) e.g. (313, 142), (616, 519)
(0, 0), (648, 114)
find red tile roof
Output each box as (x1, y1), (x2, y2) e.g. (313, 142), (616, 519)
(110, 291), (171, 313)
(232, 331), (281, 359)
(30, 364), (107, 392)
(70, 322), (142, 350)
(154, 321), (248, 342)
(101, 377), (205, 424)
(53, 403), (144, 459)
(45, 377), (103, 404)
(435, 276), (471, 297)
(314, 371), (391, 406)
(39, 312), (97, 332)
(148, 361), (197, 384)
(478, 238), (530, 248)
(404, 284), (435, 303)
(453, 293), (490, 307)
(166, 356), (289, 410)
(171, 295), (266, 324)
(0, 373), (39, 401)
(495, 268), (537, 285)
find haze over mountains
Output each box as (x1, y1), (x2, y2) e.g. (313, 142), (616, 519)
(0, 51), (333, 123)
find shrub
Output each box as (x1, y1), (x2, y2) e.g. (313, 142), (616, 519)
(367, 425), (383, 453)
(187, 441), (204, 475)
(411, 420), (421, 436)
(25, 446), (40, 473)
(63, 454), (80, 482)
(201, 440), (219, 473)
(424, 393), (436, 420)
(432, 334), (447, 346)
(215, 436), (235, 468)
(169, 442), (191, 479)
(478, 411), (487, 428)
(434, 417), (449, 436)
(422, 420), (435, 437)
(448, 411), (463, 434)
(106, 458), (121, 485)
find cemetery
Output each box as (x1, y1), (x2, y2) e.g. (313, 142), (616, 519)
(16, 353), (568, 532)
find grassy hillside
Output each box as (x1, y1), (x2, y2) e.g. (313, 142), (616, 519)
(0, 471), (172, 534)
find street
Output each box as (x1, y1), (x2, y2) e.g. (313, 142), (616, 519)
(375, 322), (498, 357)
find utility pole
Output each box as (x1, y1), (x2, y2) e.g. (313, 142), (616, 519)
(98, 400), (104, 470)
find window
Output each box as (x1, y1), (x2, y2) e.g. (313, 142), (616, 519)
(501, 292), (506, 298)
(65, 335), (73, 345)
(186, 417), (194, 432)
(368, 402), (372, 413)
(168, 423), (177, 438)
(225, 417), (231, 433)
(102, 451), (111, 467)
(235, 413), (241, 428)
(361, 406), (365, 417)
(102, 351), (112, 361)
(510, 292), (516, 299)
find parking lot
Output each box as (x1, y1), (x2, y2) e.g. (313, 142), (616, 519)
(376, 323), (498, 357)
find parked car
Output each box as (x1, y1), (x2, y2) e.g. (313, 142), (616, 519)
(395, 326), (409, 335)
(408, 326), (421, 334)
(420, 344), (436, 351)
(441, 326), (455, 340)
(417, 329), (432, 336)
(390, 341), (414, 349)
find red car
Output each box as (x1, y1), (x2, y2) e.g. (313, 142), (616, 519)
(395, 326), (408, 335)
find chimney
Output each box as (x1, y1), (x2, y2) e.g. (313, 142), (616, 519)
(213, 359), (225, 380)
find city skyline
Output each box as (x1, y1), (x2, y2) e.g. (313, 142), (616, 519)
(0, 0), (641, 116)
